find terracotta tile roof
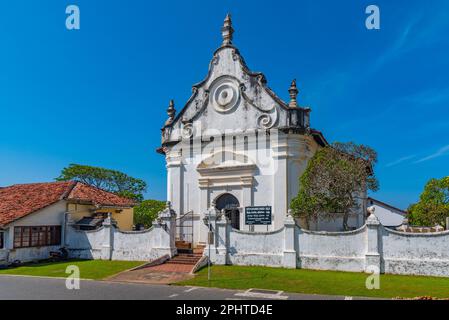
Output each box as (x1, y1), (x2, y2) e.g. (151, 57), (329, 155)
(66, 182), (136, 208)
(0, 181), (136, 227)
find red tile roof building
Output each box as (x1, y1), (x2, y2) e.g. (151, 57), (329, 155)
(0, 181), (136, 227)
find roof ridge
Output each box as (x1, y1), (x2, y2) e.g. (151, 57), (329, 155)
(70, 180), (115, 195)
(60, 181), (78, 200)
(368, 197), (407, 214)
(8, 181), (72, 188)
(67, 181), (137, 204)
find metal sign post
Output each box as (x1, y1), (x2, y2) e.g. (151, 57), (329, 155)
(207, 209), (212, 284)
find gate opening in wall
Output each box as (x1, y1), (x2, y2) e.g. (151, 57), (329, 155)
(215, 193), (241, 230)
(176, 211), (194, 252)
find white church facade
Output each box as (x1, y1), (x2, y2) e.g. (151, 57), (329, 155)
(158, 15), (365, 248)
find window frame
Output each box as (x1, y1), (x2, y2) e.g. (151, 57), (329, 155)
(13, 226), (61, 249)
(0, 232), (4, 249)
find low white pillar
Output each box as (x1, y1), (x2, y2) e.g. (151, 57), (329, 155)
(365, 207), (381, 273)
(215, 210), (231, 265)
(283, 210), (297, 269)
(101, 213), (114, 260)
(155, 201), (177, 257)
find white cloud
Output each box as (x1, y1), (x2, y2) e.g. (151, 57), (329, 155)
(385, 155), (416, 167)
(414, 145), (449, 163)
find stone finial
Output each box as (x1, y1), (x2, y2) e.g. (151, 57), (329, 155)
(221, 13), (234, 46)
(166, 201), (172, 210)
(220, 209), (226, 220)
(165, 100), (176, 126)
(366, 207), (380, 225)
(103, 212), (112, 226)
(287, 209), (293, 218)
(288, 79), (299, 108)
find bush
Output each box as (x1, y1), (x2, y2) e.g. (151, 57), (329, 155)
(134, 200), (166, 229)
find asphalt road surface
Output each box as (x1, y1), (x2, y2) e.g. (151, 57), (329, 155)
(0, 275), (374, 300)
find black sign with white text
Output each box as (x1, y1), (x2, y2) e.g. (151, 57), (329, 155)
(245, 206), (272, 225)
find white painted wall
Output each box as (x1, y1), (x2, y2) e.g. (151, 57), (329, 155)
(207, 213), (449, 277)
(66, 226), (110, 260)
(65, 210), (176, 262)
(382, 227), (449, 277)
(297, 227), (366, 272)
(3, 201), (66, 263)
(112, 227), (173, 261)
(227, 228), (285, 267)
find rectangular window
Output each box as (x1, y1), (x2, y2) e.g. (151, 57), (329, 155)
(0, 232), (4, 249)
(13, 226), (61, 248)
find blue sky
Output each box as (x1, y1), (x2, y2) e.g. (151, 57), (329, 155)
(0, 1), (448, 209)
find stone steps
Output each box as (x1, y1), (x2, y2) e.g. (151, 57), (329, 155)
(193, 244), (206, 254)
(175, 241), (192, 250)
(165, 253), (202, 266)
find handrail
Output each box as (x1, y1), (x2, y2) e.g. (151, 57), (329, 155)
(176, 210), (194, 222)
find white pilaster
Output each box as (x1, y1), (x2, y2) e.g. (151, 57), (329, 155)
(166, 148), (183, 216)
(272, 132), (288, 230)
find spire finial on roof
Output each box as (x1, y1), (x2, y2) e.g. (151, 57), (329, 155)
(288, 79), (299, 108)
(221, 13), (234, 46)
(165, 100), (176, 126)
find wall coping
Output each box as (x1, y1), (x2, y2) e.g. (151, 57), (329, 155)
(383, 226), (449, 237)
(69, 226), (106, 234)
(297, 224), (367, 236)
(231, 226), (285, 236)
(114, 226), (156, 235)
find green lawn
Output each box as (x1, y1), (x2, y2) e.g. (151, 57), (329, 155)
(178, 265), (449, 299)
(0, 260), (145, 280)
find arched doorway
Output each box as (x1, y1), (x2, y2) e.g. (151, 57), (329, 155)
(215, 193), (240, 230)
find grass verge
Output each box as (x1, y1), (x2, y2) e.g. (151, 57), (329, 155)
(0, 259), (145, 280)
(177, 265), (449, 299)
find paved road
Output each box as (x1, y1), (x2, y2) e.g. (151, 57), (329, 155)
(0, 275), (374, 300)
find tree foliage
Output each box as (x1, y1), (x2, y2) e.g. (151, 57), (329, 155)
(133, 200), (166, 228)
(408, 177), (449, 228)
(56, 164), (147, 201)
(290, 142), (379, 230)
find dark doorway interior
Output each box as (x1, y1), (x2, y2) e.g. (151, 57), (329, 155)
(215, 193), (240, 230)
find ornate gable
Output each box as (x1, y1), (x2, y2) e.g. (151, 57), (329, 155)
(160, 15), (325, 148)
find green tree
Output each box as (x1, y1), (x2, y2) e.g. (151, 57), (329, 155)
(291, 142), (379, 230)
(408, 177), (449, 228)
(56, 164), (147, 201)
(134, 200), (166, 229)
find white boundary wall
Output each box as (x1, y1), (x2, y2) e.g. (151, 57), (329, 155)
(297, 226), (367, 272)
(205, 208), (449, 277)
(381, 227), (449, 277)
(65, 205), (177, 262)
(63, 204), (449, 277)
(227, 228), (285, 267)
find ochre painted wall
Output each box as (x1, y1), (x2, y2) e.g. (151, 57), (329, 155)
(67, 203), (134, 231)
(97, 207), (134, 231)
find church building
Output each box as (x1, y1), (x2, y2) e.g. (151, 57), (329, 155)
(158, 15), (365, 248)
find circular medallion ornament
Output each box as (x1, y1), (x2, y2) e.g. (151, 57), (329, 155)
(182, 123), (194, 140)
(210, 77), (240, 113)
